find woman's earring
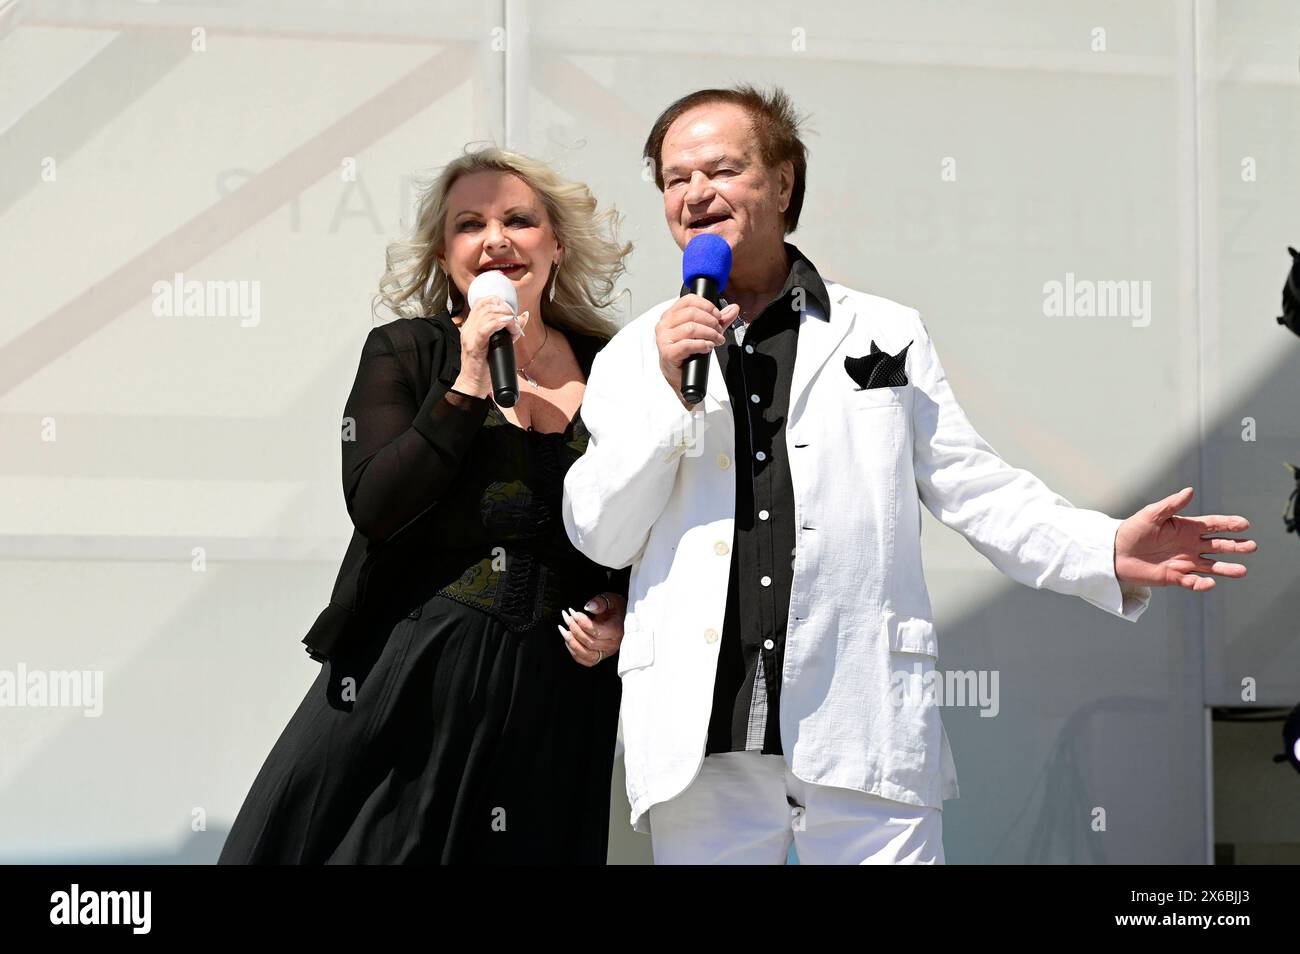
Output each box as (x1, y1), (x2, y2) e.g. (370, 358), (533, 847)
(548, 262), (559, 302)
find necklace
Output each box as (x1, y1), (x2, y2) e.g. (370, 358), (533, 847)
(517, 323), (551, 388)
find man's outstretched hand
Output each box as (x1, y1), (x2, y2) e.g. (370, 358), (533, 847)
(1114, 486), (1256, 592)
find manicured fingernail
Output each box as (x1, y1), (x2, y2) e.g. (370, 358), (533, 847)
(560, 608), (573, 624)
(557, 624), (569, 639)
(584, 600), (599, 613)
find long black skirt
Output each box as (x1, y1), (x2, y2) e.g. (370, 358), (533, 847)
(218, 593), (622, 864)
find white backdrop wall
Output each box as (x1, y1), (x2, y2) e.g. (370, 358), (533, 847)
(0, 0), (1295, 864)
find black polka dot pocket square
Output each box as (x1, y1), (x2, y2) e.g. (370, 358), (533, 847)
(844, 339), (913, 390)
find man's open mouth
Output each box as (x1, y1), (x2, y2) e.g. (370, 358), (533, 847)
(688, 214), (730, 229)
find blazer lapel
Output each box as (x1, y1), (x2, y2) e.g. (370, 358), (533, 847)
(790, 289), (855, 412)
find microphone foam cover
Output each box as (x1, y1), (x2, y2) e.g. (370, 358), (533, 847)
(682, 233), (732, 294)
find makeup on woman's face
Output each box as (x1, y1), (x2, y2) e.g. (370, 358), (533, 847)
(440, 171), (560, 313)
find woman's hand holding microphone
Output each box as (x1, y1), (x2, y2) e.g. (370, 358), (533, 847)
(450, 296), (526, 399)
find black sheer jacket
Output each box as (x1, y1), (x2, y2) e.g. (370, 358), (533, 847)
(301, 311), (630, 662)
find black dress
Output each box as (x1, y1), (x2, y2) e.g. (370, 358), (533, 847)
(219, 319), (625, 864)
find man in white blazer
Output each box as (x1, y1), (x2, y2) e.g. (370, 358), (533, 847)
(561, 85), (1255, 864)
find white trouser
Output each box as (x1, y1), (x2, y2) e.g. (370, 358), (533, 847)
(647, 751), (945, 864)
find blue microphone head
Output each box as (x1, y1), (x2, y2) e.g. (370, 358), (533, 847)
(682, 233), (732, 294)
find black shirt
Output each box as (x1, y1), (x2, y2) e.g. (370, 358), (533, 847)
(684, 243), (833, 756)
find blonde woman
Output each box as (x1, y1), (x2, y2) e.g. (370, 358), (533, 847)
(219, 147), (634, 864)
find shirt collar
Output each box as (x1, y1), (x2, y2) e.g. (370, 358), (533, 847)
(773, 242), (832, 321)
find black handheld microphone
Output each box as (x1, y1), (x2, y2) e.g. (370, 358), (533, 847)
(679, 233), (733, 406)
(467, 270), (520, 407)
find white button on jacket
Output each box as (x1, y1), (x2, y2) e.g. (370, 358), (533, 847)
(561, 283), (1152, 834)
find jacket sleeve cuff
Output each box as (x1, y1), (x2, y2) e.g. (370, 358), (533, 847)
(410, 377), (490, 449)
(1074, 515), (1152, 622)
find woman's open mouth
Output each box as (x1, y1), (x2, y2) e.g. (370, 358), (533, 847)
(478, 261), (527, 276)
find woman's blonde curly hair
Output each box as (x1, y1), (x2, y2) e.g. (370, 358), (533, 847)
(375, 145), (632, 341)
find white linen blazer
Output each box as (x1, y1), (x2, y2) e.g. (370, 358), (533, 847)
(562, 281), (1152, 834)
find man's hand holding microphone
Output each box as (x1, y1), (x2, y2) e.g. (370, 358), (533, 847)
(655, 296), (738, 411)
(657, 232), (738, 409)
